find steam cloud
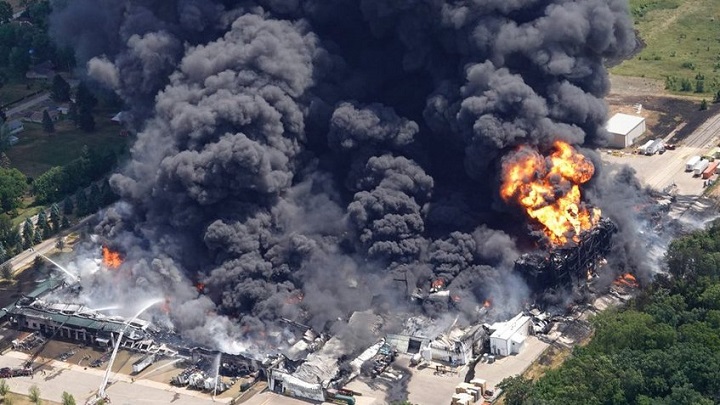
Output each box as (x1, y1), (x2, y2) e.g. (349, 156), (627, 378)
(49, 0), (639, 353)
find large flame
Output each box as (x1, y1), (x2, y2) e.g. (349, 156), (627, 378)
(102, 246), (123, 269)
(500, 140), (601, 245)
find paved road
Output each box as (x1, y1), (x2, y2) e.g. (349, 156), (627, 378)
(5, 92), (50, 118)
(8, 215), (94, 276)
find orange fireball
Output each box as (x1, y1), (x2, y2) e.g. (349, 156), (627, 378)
(500, 140), (601, 245)
(102, 246), (123, 269)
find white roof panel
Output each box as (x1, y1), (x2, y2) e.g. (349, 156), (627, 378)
(606, 113), (645, 135)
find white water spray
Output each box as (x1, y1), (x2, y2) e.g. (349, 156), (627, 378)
(137, 358), (184, 380)
(39, 254), (79, 282)
(97, 298), (162, 399)
(212, 352), (221, 399)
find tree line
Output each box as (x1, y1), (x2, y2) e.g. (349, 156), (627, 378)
(500, 219), (720, 405)
(0, 378), (79, 404)
(0, 0), (74, 82)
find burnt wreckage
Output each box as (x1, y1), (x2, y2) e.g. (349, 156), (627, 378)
(514, 217), (617, 295)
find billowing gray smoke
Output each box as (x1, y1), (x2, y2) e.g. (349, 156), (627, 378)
(50, 0), (638, 352)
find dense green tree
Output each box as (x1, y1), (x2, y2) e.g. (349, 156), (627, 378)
(8, 46), (30, 77)
(0, 168), (27, 212)
(31, 226), (41, 244)
(28, 384), (40, 404)
(0, 378), (8, 399)
(700, 99), (708, 111)
(22, 218), (33, 249)
(77, 107), (95, 132)
(0, 241), (6, 263)
(87, 183), (100, 212)
(0, 153), (11, 169)
(74, 188), (88, 216)
(36, 210), (49, 238)
(61, 392), (76, 405)
(51, 75), (71, 102)
(32, 166), (63, 204)
(497, 376), (533, 405)
(50, 203), (60, 232)
(0, 1), (12, 25)
(62, 196), (73, 215)
(0, 262), (11, 280)
(42, 110), (54, 133)
(75, 83), (97, 111)
(60, 216), (69, 229)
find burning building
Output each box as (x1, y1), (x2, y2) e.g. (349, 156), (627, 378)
(500, 141), (618, 299)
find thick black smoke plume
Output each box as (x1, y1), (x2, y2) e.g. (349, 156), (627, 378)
(50, 0), (639, 352)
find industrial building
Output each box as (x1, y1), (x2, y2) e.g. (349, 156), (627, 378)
(488, 313), (531, 357)
(386, 319), (488, 366)
(606, 113), (646, 148)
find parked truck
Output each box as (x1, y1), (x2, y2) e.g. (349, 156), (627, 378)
(644, 139), (665, 155)
(694, 159), (710, 177)
(686, 156), (701, 172)
(703, 161), (719, 179)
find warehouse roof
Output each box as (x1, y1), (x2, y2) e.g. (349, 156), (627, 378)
(606, 113), (645, 135)
(490, 312), (530, 341)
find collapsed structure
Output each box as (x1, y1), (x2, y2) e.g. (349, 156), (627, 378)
(514, 217), (618, 296)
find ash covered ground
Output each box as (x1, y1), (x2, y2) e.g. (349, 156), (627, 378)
(43, 0), (665, 356)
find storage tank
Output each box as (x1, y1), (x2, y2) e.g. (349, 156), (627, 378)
(686, 156), (701, 171)
(694, 159), (710, 177)
(703, 161), (719, 179)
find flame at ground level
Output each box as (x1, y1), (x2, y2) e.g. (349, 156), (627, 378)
(501, 141), (601, 245)
(102, 246), (123, 269)
(614, 273), (639, 288)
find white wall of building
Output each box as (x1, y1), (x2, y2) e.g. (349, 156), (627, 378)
(489, 314), (531, 357)
(606, 113), (646, 148)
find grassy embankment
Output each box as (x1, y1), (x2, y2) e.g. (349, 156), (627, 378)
(611, 0), (720, 96)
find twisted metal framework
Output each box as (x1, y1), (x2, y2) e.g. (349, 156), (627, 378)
(515, 218), (617, 292)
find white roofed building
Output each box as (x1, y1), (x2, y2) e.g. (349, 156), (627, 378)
(605, 113), (646, 149)
(489, 312), (531, 357)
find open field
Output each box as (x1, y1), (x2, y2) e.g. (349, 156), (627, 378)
(611, 0), (720, 96)
(6, 113), (130, 178)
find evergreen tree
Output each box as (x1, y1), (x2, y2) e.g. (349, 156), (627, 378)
(0, 153), (10, 169)
(42, 110), (55, 133)
(6, 229), (21, 254)
(22, 218), (33, 249)
(75, 83), (98, 111)
(77, 108), (95, 132)
(74, 189), (88, 216)
(36, 210), (49, 237)
(61, 392), (76, 405)
(100, 180), (117, 206)
(50, 203), (60, 232)
(0, 378), (8, 399)
(61, 216), (70, 229)
(701, 99), (709, 111)
(87, 183), (100, 212)
(51, 75), (71, 102)
(32, 227), (42, 245)
(0, 242), (6, 263)
(0, 263), (11, 280)
(28, 384), (40, 405)
(62, 196), (74, 215)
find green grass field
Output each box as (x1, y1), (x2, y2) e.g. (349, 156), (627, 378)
(611, 0), (720, 95)
(6, 111), (130, 179)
